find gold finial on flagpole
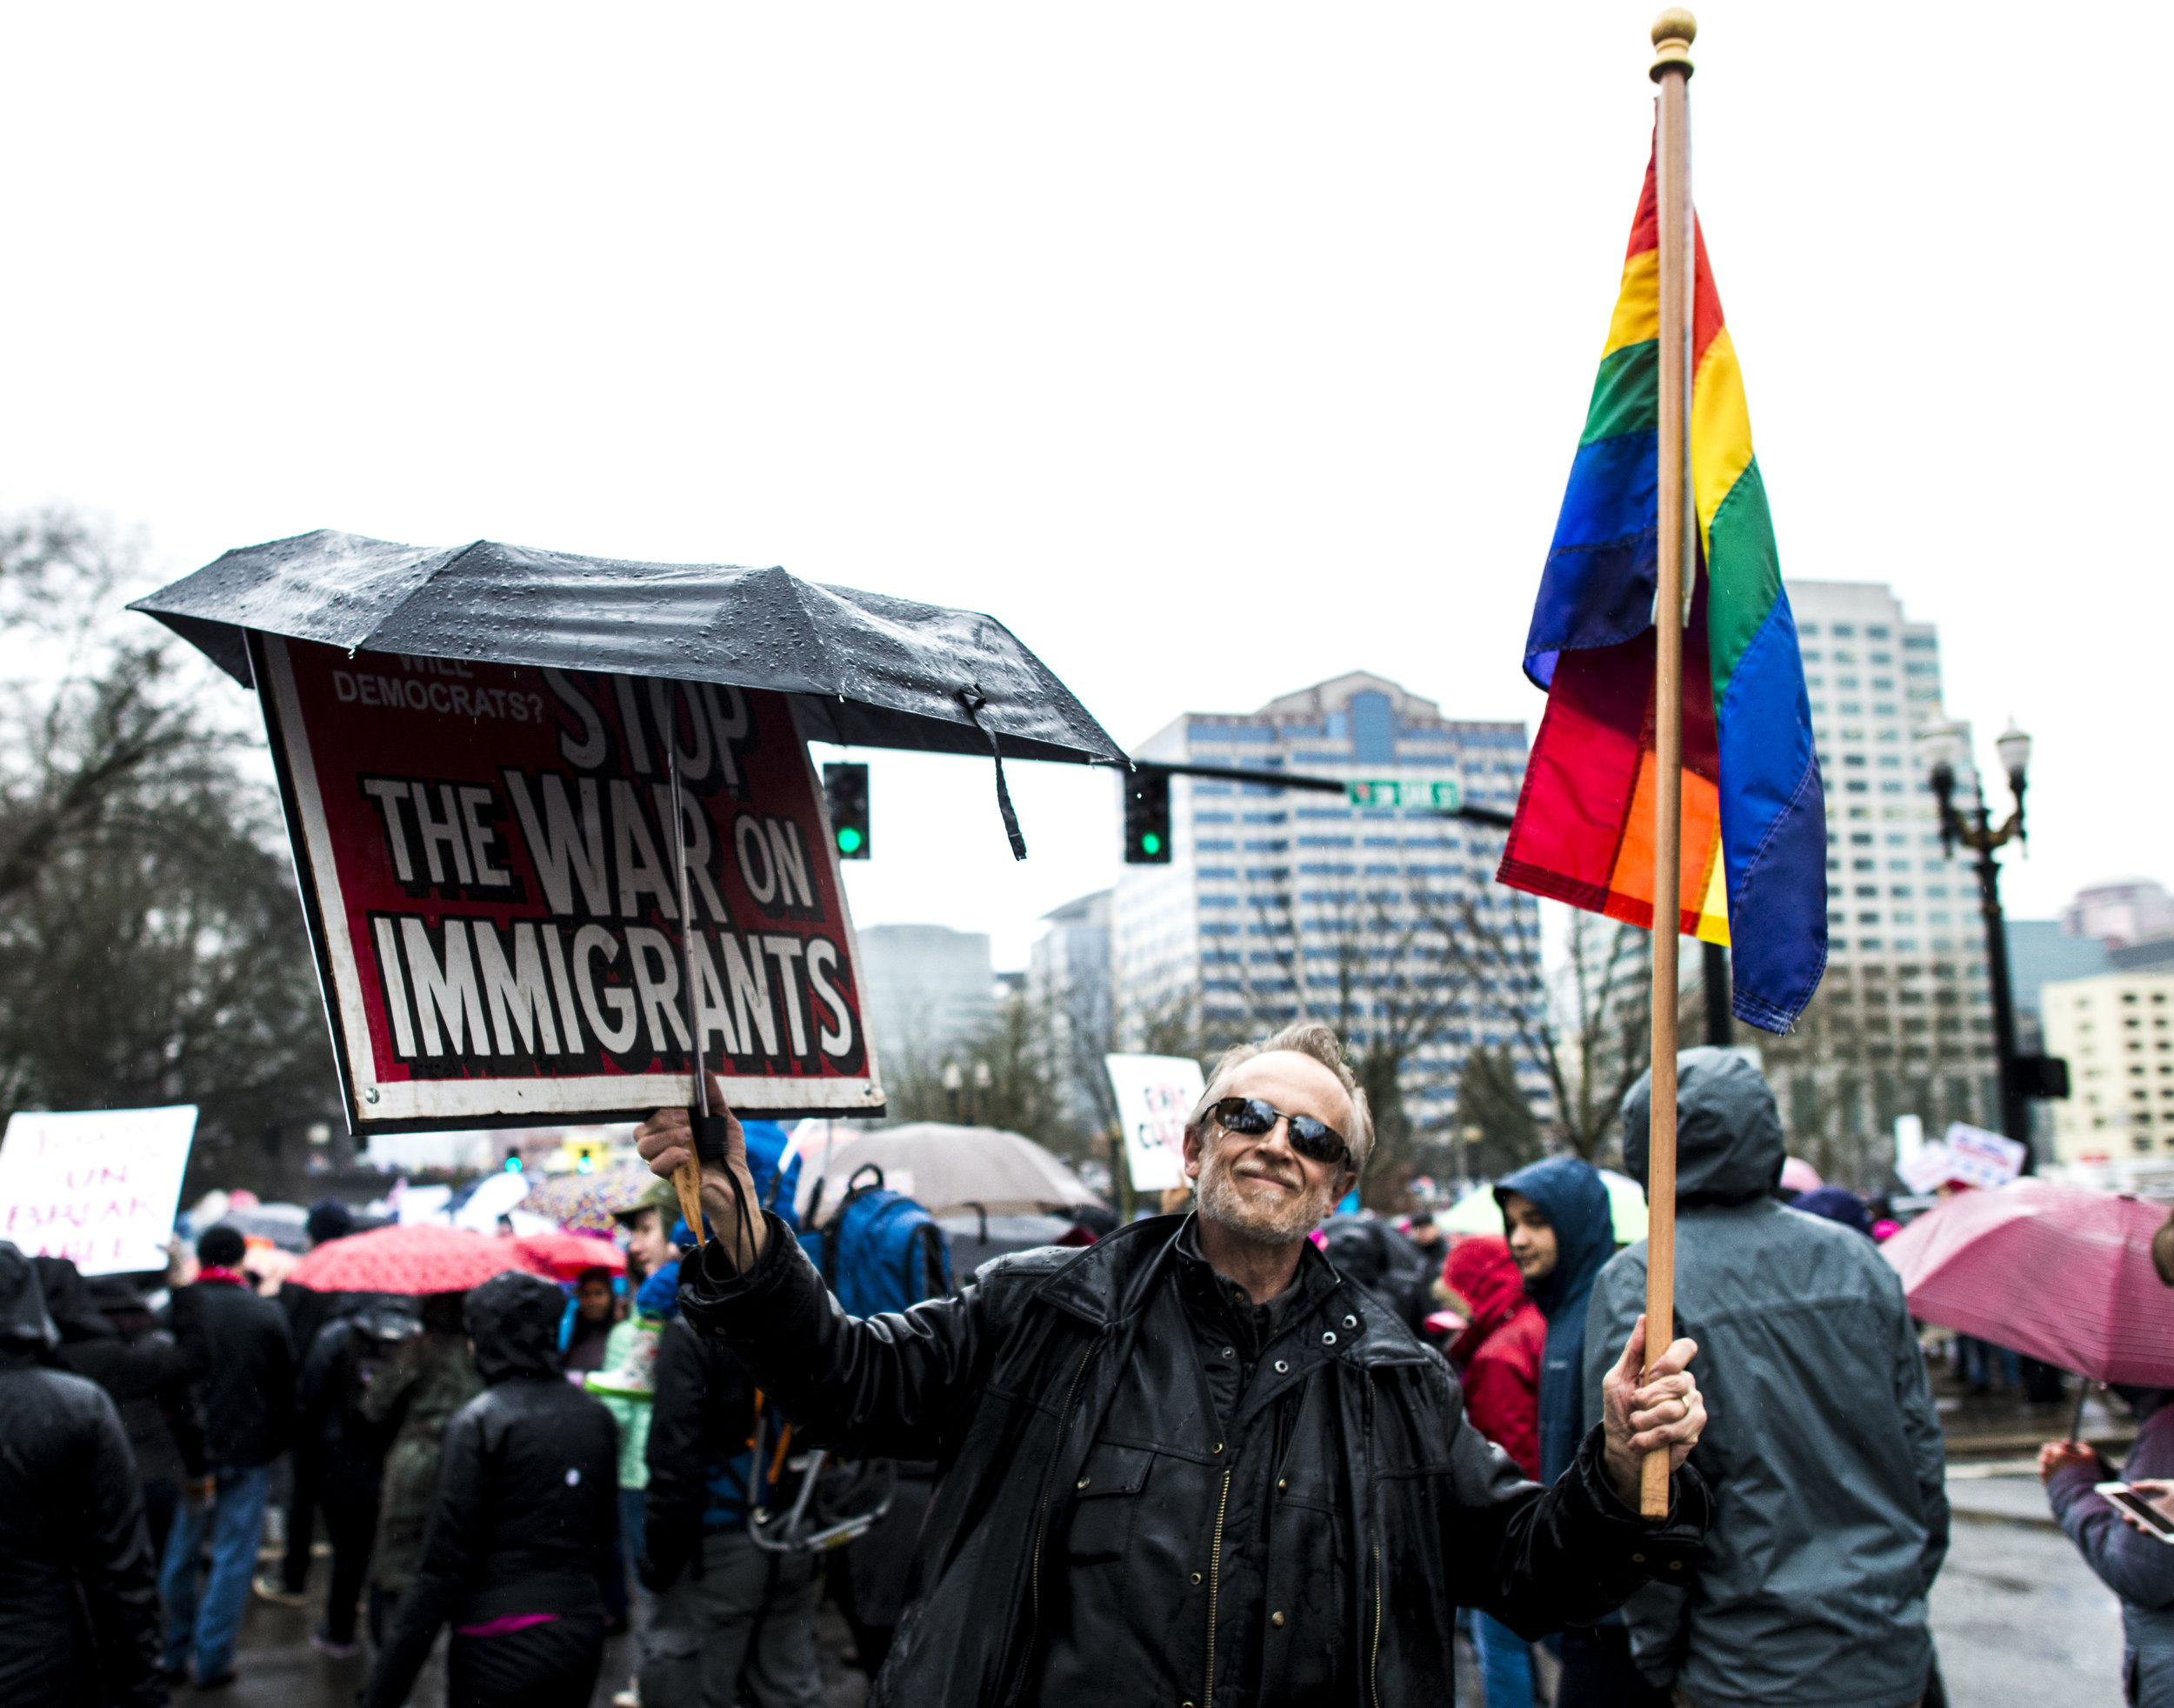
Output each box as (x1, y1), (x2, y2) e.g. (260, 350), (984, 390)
(1650, 7), (1697, 81)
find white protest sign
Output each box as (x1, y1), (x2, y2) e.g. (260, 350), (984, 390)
(1896, 1139), (1957, 1197)
(1941, 1122), (2028, 1191)
(1104, 1053), (1202, 1193)
(0, 1105), (199, 1274)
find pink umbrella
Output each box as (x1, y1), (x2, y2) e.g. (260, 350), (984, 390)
(511, 1231), (626, 1281)
(285, 1224), (554, 1295)
(1882, 1179), (2174, 1390)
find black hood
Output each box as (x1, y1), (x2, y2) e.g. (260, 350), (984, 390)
(1623, 1046), (1785, 1208)
(0, 1243), (59, 1355)
(30, 1257), (117, 1343)
(464, 1270), (564, 1383)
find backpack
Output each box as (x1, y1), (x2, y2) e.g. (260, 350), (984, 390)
(797, 1164), (952, 1318)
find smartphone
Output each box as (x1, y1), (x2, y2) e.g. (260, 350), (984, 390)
(2097, 1482), (2174, 1543)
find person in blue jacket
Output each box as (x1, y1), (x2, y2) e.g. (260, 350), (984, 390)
(1494, 1156), (1644, 1707)
(1494, 1158), (1617, 1488)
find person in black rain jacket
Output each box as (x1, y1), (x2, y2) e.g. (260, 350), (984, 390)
(362, 1269), (619, 1708)
(639, 1029), (1714, 1708)
(0, 1241), (166, 1708)
(35, 1256), (207, 1563)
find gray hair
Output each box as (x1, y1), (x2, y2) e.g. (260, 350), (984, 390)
(1188, 1020), (1374, 1172)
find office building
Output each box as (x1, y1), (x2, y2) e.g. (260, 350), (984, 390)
(2040, 971), (2174, 1167)
(1110, 671), (1548, 1152)
(1030, 890), (1116, 1131)
(854, 924), (997, 1071)
(1755, 581), (1997, 1174)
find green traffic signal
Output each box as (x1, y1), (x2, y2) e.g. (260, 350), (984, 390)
(824, 762), (870, 859)
(1124, 770), (1171, 864)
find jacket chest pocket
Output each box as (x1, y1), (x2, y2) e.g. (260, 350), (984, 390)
(1065, 1442), (1154, 1565)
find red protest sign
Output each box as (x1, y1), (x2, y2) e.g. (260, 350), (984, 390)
(253, 633), (881, 1131)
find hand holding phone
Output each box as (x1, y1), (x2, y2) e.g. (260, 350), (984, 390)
(2097, 1480), (2174, 1543)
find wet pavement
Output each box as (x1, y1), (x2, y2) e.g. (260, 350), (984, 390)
(202, 1556), (872, 1708)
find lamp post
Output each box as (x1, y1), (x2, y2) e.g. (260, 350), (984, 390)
(1917, 717), (2033, 1163)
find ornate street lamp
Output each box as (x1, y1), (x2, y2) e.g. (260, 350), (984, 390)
(1918, 717), (2035, 1161)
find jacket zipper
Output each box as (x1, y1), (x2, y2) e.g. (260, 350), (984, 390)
(1369, 1532), (1384, 1708)
(1203, 1464), (1233, 1708)
(1009, 1336), (1098, 1703)
(1367, 1373), (1383, 1708)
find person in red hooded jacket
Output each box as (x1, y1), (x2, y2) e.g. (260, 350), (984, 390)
(1444, 1233), (1550, 1708)
(1445, 1233), (1546, 1479)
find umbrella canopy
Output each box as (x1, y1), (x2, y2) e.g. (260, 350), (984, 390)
(1779, 1157), (1824, 1194)
(130, 530), (1124, 766)
(510, 1231), (625, 1281)
(793, 1123), (1103, 1221)
(518, 1167), (657, 1236)
(1882, 1178), (2174, 1386)
(284, 1223), (553, 1296)
(1438, 1170), (1648, 1244)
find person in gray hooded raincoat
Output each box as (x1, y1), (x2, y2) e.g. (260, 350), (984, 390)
(1583, 1047), (1950, 1708)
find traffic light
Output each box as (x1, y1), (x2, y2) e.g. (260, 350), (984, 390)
(824, 762), (870, 859)
(1124, 768), (1171, 864)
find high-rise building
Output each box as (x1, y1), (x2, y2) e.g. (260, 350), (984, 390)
(2039, 971), (2174, 1170)
(1110, 671), (1548, 1158)
(1758, 581), (1997, 1176)
(1030, 890), (1116, 1131)
(853, 924), (997, 1071)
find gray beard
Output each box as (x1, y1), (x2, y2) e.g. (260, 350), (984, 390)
(1196, 1146), (1335, 1247)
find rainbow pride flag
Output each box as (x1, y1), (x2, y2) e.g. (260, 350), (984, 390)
(1497, 148), (1826, 1033)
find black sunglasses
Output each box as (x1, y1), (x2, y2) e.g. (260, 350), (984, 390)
(1208, 1097), (1350, 1168)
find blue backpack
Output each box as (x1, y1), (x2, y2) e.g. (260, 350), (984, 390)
(797, 1164), (952, 1318)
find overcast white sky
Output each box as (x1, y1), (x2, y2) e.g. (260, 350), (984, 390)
(4, 4), (2165, 968)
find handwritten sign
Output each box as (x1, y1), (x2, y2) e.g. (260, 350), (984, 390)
(1104, 1053), (1203, 1193)
(1941, 1122), (2028, 1191)
(0, 1106), (198, 1274)
(254, 635), (880, 1132)
(1895, 1123), (2029, 1195)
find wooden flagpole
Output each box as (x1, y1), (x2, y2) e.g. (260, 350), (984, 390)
(1643, 5), (1697, 1519)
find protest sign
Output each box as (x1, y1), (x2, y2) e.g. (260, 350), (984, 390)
(254, 634), (881, 1131)
(0, 1105), (197, 1274)
(1941, 1122), (2028, 1191)
(1896, 1123), (2029, 1195)
(1896, 1140), (1958, 1197)
(1104, 1053), (1203, 1193)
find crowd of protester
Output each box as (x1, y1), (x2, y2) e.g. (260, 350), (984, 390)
(4, 1041), (2174, 1707)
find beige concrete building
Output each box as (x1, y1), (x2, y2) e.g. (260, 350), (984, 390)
(2040, 971), (2174, 1164)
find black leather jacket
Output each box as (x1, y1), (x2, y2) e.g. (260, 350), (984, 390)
(362, 1272), (618, 1708)
(680, 1211), (1708, 1708)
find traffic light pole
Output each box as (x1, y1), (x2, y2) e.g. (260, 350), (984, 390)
(1128, 760), (1517, 828)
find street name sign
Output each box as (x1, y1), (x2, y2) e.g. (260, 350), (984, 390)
(1346, 777), (1464, 811)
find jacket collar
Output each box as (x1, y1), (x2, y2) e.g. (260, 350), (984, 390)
(1032, 1212), (1428, 1370)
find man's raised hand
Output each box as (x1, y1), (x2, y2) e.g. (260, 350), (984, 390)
(635, 1072), (768, 1271)
(1600, 1313), (1705, 1511)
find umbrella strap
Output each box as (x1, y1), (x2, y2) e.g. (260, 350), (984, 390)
(958, 689), (1027, 861)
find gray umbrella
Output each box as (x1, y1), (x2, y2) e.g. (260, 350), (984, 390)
(133, 530), (1124, 859)
(132, 530), (1124, 854)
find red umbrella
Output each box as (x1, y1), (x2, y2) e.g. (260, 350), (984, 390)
(510, 1231), (626, 1281)
(284, 1223), (553, 1295)
(1882, 1178), (2174, 1388)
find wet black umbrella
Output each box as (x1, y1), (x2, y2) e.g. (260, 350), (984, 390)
(132, 530), (1124, 854)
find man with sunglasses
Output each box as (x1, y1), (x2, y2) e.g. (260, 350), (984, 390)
(637, 1021), (1710, 1708)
